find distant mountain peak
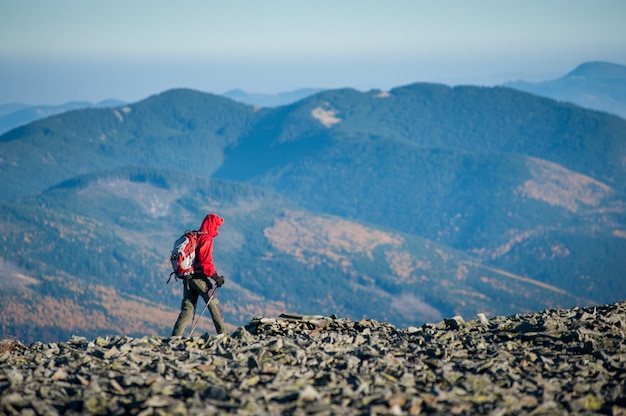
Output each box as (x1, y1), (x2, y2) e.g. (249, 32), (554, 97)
(222, 87), (326, 107)
(567, 61), (626, 80)
(504, 61), (626, 119)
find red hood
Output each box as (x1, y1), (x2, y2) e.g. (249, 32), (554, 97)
(199, 214), (224, 237)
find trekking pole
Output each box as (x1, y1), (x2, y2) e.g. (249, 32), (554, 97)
(188, 292), (214, 337)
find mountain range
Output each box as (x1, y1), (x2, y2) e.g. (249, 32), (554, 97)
(222, 88), (326, 108)
(0, 99), (126, 136)
(505, 61), (626, 119)
(1, 62), (625, 344)
(0, 89), (323, 136)
(3, 61), (624, 138)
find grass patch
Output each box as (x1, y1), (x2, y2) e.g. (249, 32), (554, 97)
(0, 338), (24, 354)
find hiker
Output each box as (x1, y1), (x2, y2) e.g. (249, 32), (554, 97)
(171, 213), (227, 336)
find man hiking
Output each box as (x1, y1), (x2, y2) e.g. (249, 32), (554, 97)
(171, 213), (227, 336)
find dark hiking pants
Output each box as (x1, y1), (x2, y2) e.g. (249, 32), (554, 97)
(171, 276), (226, 336)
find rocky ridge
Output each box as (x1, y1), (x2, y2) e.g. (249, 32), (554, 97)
(1, 301), (625, 415)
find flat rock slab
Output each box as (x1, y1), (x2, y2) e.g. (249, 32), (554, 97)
(1, 301), (625, 415)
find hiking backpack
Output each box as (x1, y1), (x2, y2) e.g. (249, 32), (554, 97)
(168, 230), (205, 282)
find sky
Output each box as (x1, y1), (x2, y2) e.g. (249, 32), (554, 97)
(1, 0), (625, 105)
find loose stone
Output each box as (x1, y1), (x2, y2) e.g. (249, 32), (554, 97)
(1, 301), (626, 414)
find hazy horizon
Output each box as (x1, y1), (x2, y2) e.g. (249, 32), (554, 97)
(1, 0), (625, 106)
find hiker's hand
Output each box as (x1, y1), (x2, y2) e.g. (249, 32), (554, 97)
(212, 273), (225, 288)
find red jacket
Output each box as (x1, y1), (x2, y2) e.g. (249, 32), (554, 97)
(194, 213), (224, 277)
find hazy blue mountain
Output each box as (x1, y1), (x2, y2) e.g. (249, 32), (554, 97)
(504, 61), (626, 119)
(1, 81), (624, 343)
(0, 89), (255, 201)
(222, 88), (325, 107)
(0, 103), (30, 117)
(0, 99), (126, 135)
(216, 83), (626, 194)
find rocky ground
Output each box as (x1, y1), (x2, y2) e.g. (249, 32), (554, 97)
(1, 301), (625, 415)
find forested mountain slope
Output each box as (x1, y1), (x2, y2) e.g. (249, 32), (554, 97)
(1, 82), (624, 343)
